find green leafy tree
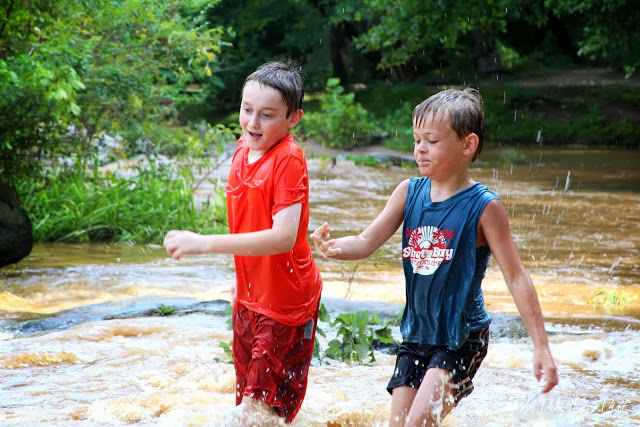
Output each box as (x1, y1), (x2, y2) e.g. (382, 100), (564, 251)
(343, 0), (510, 74)
(0, 0), (230, 182)
(545, 0), (639, 77)
(299, 78), (376, 149)
(200, 0), (330, 111)
(328, 0), (638, 78)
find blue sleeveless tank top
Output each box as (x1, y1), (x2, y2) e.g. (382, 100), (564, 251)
(400, 177), (499, 350)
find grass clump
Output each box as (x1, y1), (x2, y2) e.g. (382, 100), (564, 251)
(156, 304), (175, 316)
(16, 158), (227, 244)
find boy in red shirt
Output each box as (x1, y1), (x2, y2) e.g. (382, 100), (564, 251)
(164, 61), (322, 423)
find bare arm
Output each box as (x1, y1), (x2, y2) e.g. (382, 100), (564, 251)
(310, 179), (408, 261)
(164, 203), (302, 260)
(480, 199), (558, 393)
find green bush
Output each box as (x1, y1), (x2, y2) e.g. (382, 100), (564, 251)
(298, 79), (380, 149)
(348, 81), (640, 150)
(17, 158), (227, 243)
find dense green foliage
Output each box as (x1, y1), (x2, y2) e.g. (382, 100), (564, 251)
(212, 302), (398, 366)
(1, 0), (233, 243)
(483, 83), (640, 148)
(543, 0), (640, 77)
(16, 160), (227, 243)
(1, 0), (230, 181)
(344, 0), (639, 78)
(3, 0), (637, 171)
(299, 78), (377, 149)
(301, 78), (640, 150)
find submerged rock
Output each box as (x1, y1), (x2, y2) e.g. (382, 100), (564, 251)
(6, 294), (545, 346)
(5, 296), (230, 335)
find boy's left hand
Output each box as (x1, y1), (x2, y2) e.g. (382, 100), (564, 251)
(534, 344), (559, 393)
(310, 222), (341, 258)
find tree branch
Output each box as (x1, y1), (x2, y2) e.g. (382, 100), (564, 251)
(0, 0), (15, 40)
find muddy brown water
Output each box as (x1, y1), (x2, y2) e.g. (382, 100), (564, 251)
(1, 147), (639, 426)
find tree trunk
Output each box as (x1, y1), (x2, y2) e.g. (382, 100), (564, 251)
(470, 28), (502, 76)
(330, 22), (350, 88)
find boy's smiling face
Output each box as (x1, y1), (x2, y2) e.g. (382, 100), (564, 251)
(239, 80), (302, 158)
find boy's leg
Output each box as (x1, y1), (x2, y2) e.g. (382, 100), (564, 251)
(389, 385), (417, 426)
(272, 315), (317, 422)
(389, 370), (454, 427)
(404, 368), (456, 426)
(232, 302), (318, 423)
(232, 302), (252, 406)
(387, 329), (489, 426)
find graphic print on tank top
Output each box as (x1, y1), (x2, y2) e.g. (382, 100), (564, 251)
(402, 225), (455, 275)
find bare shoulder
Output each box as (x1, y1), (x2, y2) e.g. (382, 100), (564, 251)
(388, 179), (410, 205)
(478, 199), (510, 246)
(482, 198), (508, 219)
(395, 178), (411, 193)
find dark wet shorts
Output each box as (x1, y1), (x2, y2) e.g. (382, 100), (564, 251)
(232, 303), (318, 423)
(387, 328), (489, 404)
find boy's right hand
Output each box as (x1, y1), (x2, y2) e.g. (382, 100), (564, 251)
(310, 222), (341, 258)
(164, 230), (204, 260)
(534, 344), (559, 393)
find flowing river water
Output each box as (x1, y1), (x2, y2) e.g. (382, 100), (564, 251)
(1, 147), (639, 426)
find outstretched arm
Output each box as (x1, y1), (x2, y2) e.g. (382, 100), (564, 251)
(164, 203), (302, 260)
(310, 179), (408, 261)
(480, 199), (559, 393)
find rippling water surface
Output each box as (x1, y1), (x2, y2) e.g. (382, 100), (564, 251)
(1, 147), (639, 426)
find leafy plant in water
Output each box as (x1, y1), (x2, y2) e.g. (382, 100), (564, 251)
(313, 303), (331, 360)
(393, 305), (405, 326)
(589, 290), (636, 306)
(213, 340), (234, 364)
(325, 310), (394, 364)
(212, 302), (397, 365)
(498, 148), (528, 167)
(156, 304), (175, 316)
(225, 304), (233, 330)
(213, 304), (235, 364)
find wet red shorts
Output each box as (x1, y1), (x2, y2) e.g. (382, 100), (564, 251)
(232, 302), (318, 423)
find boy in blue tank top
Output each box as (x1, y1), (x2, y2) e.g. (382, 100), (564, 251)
(311, 87), (558, 426)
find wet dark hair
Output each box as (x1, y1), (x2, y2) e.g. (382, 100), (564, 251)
(413, 87), (485, 162)
(243, 61), (305, 118)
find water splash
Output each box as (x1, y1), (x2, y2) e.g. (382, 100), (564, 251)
(564, 171), (571, 191)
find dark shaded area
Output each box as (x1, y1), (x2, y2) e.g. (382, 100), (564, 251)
(0, 181), (32, 267)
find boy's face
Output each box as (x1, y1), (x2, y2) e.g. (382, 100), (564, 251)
(239, 80), (302, 155)
(413, 110), (474, 179)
